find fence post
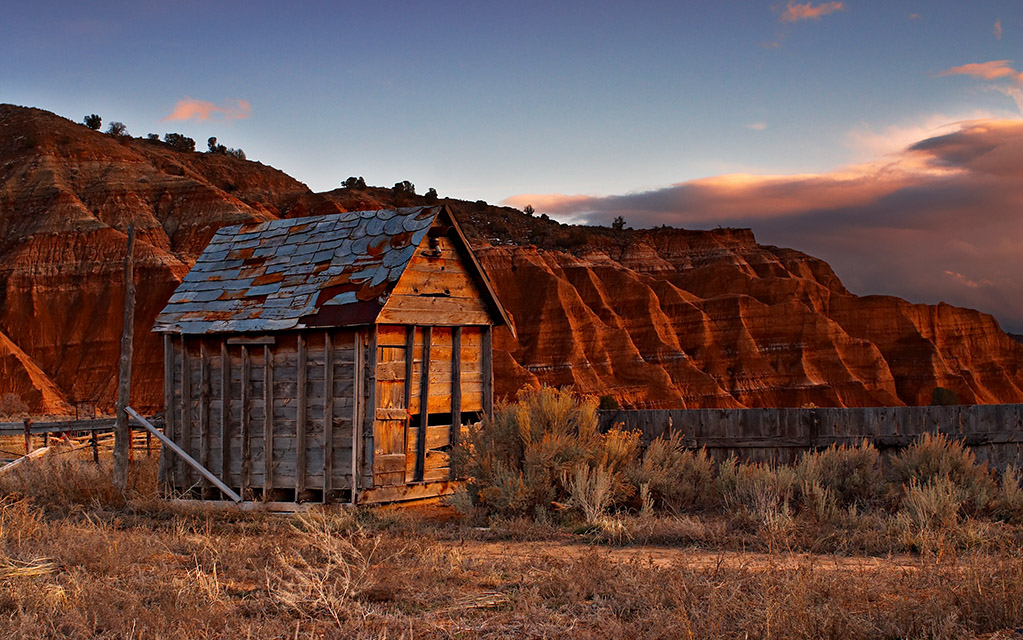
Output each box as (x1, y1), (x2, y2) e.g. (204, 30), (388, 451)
(114, 223), (136, 492)
(91, 430), (99, 465)
(23, 418), (31, 454)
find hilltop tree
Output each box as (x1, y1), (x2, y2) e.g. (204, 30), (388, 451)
(612, 215), (626, 231)
(424, 187), (438, 203)
(83, 114), (102, 130)
(342, 176), (367, 190)
(106, 121), (128, 137)
(393, 180), (415, 195)
(164, 133), (196, 152)
(523, 204), (535, 216)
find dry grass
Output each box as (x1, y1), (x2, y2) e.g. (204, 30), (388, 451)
(0, 447), (1022, 638)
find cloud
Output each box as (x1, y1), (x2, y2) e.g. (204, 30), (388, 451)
(163, 98), (252, 122)
(939, 60), (1022, 83)
(780, 1), (844, 22)
(746, 122), (768, 131)
(502, 119), (1023, 332)
(994, 19), (1002, 40)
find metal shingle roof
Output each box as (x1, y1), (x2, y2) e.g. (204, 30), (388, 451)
(153, 206), (441, 334)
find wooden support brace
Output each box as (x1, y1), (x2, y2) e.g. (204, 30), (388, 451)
(323, 332), (334, 501)
(296, 333), (307, 498)
(263, 345), (274, 499)
(450, 326), (462, 480)
(126, 407), (241, 503)
(240, 345), (251, 496)
(220, 339), (230, 490)
(199, 340), (211, 492)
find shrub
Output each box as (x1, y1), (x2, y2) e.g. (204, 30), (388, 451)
(890, 432), (995, 516)
(795, 440), (884, 516)
(456, 386), (620, 520)
(163, 132), (196, 152)
(83, 114), (102, 130)
(0, 393), (29, 419)
(719, 458), (796, 536)
(631, 431), (716, 513)
(993, 465), (1023, 524)
(106, 121), (128, 137)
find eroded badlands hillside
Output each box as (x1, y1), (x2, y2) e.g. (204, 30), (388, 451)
(1, 104), (1020, 413)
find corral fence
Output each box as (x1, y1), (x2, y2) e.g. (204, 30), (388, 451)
(598, 404), (1023, 470)
(0, 415), (165, 466)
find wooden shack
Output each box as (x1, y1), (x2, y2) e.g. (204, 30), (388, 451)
(152, 205), (514, 505)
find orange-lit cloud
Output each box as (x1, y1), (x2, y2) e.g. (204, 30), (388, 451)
(780, 1), (844, 22)
(994, 19), (1002, 40)
(163, 98), (252, 122)
(503, 120), (1023, 331)
(939, 60), (1022, 83)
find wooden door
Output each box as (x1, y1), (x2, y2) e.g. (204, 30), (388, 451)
(373, 329), (410, 486)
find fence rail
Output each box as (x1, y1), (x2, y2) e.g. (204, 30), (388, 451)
(598, 404), (1023, 469)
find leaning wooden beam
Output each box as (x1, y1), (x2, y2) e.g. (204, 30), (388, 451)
(126, 407), (242, 503)
(296, 333), (307, 498)
(263, 345), (274, 499)
(0, 447), (50, 476)
(323, 332), (334, 501)
(113, 223), (136, 492)
(416, 326), (432, 482)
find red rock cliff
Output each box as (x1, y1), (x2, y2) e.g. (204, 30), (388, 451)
(1, 104), (1020, 414)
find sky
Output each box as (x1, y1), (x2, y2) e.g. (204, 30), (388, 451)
(2, 1), (1021, 331)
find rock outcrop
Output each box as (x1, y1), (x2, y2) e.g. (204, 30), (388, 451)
(1, 104), (1020, 414)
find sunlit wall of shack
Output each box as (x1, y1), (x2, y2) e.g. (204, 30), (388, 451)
(153, 205), (513, 505)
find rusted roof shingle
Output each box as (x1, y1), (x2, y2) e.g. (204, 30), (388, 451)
(153, 206), (441, 334)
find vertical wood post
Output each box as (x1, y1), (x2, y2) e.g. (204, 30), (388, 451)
(263, 344), (274, 500)
(23, 419), (31, 455)
(113, 223), (136, 493)
(296, 334), (308, 499)
(91, 429), (99, 465)
(415, 327), (432, 482)
(482, 325), (494, 419)
(362, 327), (377, 488)
(199, 340), (211, 493)
(156, 333), (170, 482)
(240, 345), (251, 497)
(450, 327), (462, 480)
(352, 329), (365, 503)
(220, 340), (230, 492)
(180, 338), (192, 485)
(323, 332), (334, 501)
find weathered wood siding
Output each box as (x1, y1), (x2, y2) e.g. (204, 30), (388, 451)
(377, 234), (491, 326)
(369, 324), (487, 487)
(164, 330), (359, 501)
(599, 405), (1023, 469)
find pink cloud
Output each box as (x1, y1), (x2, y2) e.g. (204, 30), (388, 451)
(163, 98), (252, 122)
(780, 1), (844, 22)
(994, 19), (1002, 40)
(502, 120), (1023, 332)
(938, 60), (1022, 83)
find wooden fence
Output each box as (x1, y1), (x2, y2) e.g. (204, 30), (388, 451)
(0, 416), (164, 462)
(598, 404), (1023, 469)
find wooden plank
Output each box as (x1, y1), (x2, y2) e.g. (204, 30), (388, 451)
(377, 407), (410, 420)
(323, 331), (334, 501)
(180, 337), (192, 485)
(220, 340), (230, 482)
(240, 345), (252, 495)
(227, 336), (276, 346)
(199, 340), (211, 491)
(376, 419), (406, 456)
(376, 295), (491, 326)
(357, 480), (457, 504)
(296, 333), (307, 497)
(450, 326), (462, 481)
(161, 334), (174, 488)
(263, 344), (274, 498)
(374, 453), (406, 475)
(363, 326), (377, 487)
(482, 325), (493, 418)
(376, 361), (406, 381)
(416, 326), (432, 482)
(352, 329), (364, 503)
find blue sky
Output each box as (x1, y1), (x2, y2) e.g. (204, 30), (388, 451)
(2, 1), (1022, 330)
